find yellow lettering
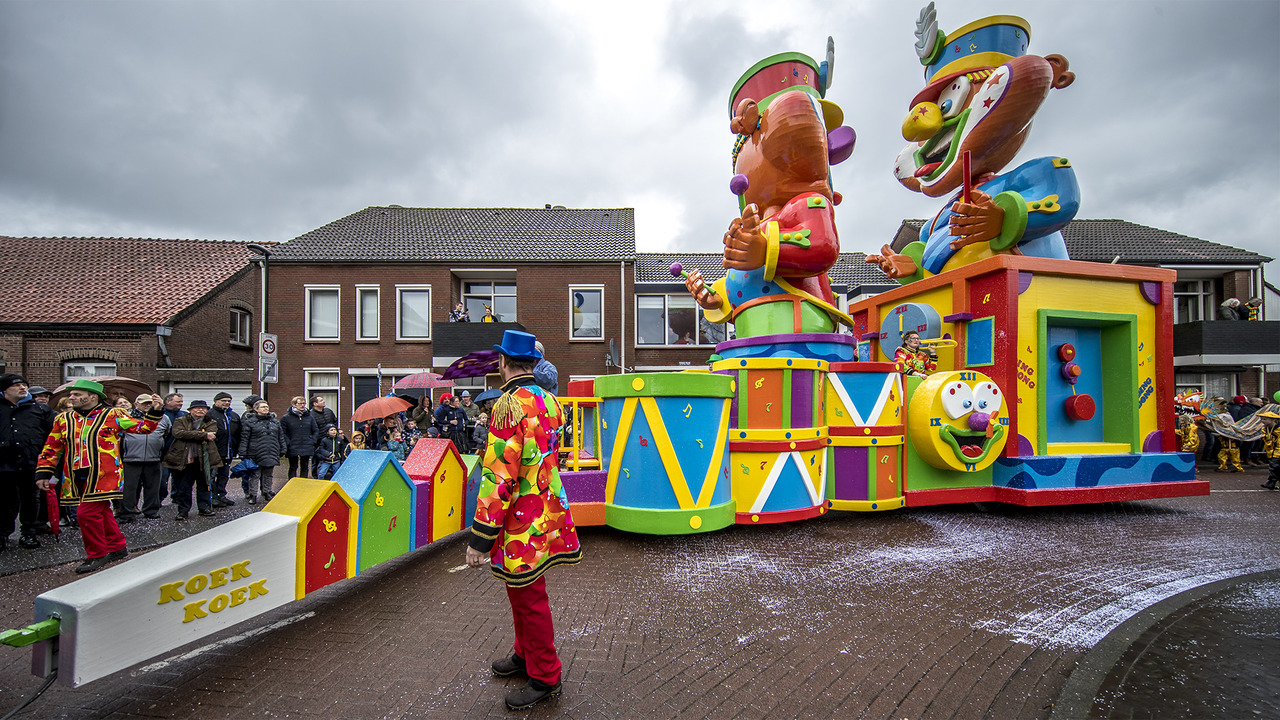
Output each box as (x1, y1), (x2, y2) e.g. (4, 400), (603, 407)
(182, 600), (208, 623)
(209, 567), (229, 589)
(230, 560), (251, 581)
(208, 594), (230, 613)
(247, 579), (269, 600)
(229, 586), (248, 607)
(185, 574), (208, 595)
(158, 581), (185, 605)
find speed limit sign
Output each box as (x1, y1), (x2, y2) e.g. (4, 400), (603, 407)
(259, 333), (277, 358)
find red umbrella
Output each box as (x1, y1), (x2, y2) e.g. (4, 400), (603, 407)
(45, 484), (60, 538)
(351, 396), (413, 422)
(442, 350), (500, 380)
(392, 372), (454, 391)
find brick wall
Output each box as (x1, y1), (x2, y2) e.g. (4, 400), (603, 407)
(267, 261), (645, 419)
(163, 268), (259, 384)
(0, 328), (156, 390)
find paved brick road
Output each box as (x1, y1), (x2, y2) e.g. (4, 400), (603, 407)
(2, 464), (1277, 719)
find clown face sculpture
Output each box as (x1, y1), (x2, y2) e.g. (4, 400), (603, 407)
(867, 3), (1080, 284)
(908, 370), (1009, 472)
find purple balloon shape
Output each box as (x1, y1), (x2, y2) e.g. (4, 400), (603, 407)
(669, 262), (684, 277)
(828, 126), (856, 165)
(729, 173), (749, 196)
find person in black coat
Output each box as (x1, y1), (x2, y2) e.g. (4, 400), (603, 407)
(237, 400), (287, 504)
(313, 425), (349, 480)
(207, 392), (242, 507)
(281, 396), (319, 478)
(308, 396), (338, 438)
(1, 374), (55, 550)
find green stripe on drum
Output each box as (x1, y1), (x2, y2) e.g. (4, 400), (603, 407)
(605, 501), (737, 535)
(595, 373), (735, 399)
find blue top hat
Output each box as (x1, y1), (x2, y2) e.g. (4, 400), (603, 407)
(493, 330), (543, 362)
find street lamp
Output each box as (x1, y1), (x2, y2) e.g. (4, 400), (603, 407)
(246, 243), (271, 397)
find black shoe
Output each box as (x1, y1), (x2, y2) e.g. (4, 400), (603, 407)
(75, 557), (109, 574)
(262, 492), (275, 502)
(492, 654), (527, 677)
(505, 680), (561, 711)
(116, 515), (136, 525)
(198, 509), (214, 517)
(221, 497), (236, 506)
(247, 495), (257, 505)
(143, 513), (160, 519)
(175, 513), (188, 522)
(1263, 483), (1277, 490)
(18, 535), (40, 549)
(105, 548), (128, 563)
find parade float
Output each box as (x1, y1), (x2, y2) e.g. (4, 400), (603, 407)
(5, 4), (1208, 689)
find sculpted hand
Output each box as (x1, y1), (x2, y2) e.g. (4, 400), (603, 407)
(722, 203), (767, 270)
(684, 269), (723, 310)
(865, 244), (919, 279)
(949, 190), (1005, 249)
(465, 546), (488, 568)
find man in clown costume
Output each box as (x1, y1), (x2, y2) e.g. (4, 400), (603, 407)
(36, 379), (163, 573)
(466, 330), (581, 711)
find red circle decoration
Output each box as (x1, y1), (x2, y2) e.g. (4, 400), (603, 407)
(1065, 394), (1096, 421)
(1058, 343), (1076, 362)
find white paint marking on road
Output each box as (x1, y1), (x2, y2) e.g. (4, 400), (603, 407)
(1211, 490), (1273, 493)
(447, 564), (470, 573)
(133, 611), (315, 674)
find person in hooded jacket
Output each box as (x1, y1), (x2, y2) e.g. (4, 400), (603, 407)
(237, 400), (287, 504)
(313, 424), (348, 480)
(281, 396), (318, 478)
(119, 394), (166, 521)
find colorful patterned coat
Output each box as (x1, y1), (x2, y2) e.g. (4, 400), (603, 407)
(36, 405), (163, 505)
(894, 346), (936, 376)
(469, 375), (581, 587)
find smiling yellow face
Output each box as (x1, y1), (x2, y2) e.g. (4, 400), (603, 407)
(908, 370), (1009, 472)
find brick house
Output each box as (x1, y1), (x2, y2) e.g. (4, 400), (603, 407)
(0, 236), (263, 405)
(892, 219), (1279, 398)
(262, 206), (637, 424)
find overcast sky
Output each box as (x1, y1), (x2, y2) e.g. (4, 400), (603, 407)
(1, 0), (1276, 279)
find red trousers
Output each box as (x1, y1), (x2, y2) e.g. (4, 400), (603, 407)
(77, 500), (126, 559)
(506, 576), (561, 685)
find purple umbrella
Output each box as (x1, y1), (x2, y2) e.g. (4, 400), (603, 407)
(442, 350), (500, 380)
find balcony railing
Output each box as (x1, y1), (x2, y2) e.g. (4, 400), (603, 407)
(1173, 320), (1280, 362)
(432, 321), (526, 359)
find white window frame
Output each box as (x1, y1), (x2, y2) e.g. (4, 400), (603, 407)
(1173, 280), (1215, 324)
(304, 368), (341, 424)
(62, 361), (117, 382)
(395, 284), (433, 341)
(230, 307), (252, 347)
(462, 280), (517, 322)
(356, 285), (380, 342)
(304, 285), (341, 342)
(634, 294), (729, 347)
(569, 284), (605, 341)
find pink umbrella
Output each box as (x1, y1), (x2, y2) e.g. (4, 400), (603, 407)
(392, 372), (454, 391)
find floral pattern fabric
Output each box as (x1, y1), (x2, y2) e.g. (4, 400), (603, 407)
(469, 377), (580, 587)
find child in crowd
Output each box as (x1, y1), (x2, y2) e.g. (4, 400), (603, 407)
(385, 430), (408, 462)
(314, 425), (348, 480)
(347, 431), (367, 455)
(403, 419), (423, 449)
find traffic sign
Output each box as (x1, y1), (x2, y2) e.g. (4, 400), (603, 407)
(260, 358), (278, 384)
(259, 332), (278, 358)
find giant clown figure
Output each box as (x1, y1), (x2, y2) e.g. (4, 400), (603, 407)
(869, 3), (1080, 284)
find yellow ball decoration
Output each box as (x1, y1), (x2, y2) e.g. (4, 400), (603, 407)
(751, 514), (760, 523)
(689, 515), (703, 530)
(631, 377), (645, 391)
(902, 102), (943, 142)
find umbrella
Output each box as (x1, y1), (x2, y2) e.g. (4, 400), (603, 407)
(392, 372), (454, 391)
(45, 484), (60, 538)
(351, 395), (413, 422)
(442, 350), (500, 380)
(50, 376), (154, 408)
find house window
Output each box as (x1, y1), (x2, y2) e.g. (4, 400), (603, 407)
(356, 286), (379, 341)
(396, 285), (432, 340)
(570, 285), (604, 340)
(305, 370), (340, 422)
(1174, 280), (1215, 323)
(464, 281), (516, 322)
(636, 295), (733, 346)
(305, 286), (340, 341)
(230, 307), (252, 346)
(63, 361), (116, 382)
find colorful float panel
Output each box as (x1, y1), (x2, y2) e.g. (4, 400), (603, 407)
(715, 332), (859, 363)
(712, 357), (826, 431)
(825, 362), (903, 429)
(825, 430), (905, 512)
(559, 396), (602, 470)
(560, 468), (607, 526)
(32, 512), (298, 687)
(333, 449), (416, 573)
(262, 477), (358, 599)
(728, 431), (828, 524)
(403, 438), (468, 547)
(596, 373), (735, 535)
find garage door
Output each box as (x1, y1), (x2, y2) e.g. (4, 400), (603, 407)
(168, 384), (254, 411)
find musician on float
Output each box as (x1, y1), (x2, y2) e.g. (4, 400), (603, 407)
(895, 331), (937, 377)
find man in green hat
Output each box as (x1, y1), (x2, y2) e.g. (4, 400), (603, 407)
(36, 379), (164, 573)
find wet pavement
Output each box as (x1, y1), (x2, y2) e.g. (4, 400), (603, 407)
(1, 461), (1277, 719)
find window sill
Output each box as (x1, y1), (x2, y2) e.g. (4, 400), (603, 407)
(304, 339), (342, 343)
(569, 337), (605, 342)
